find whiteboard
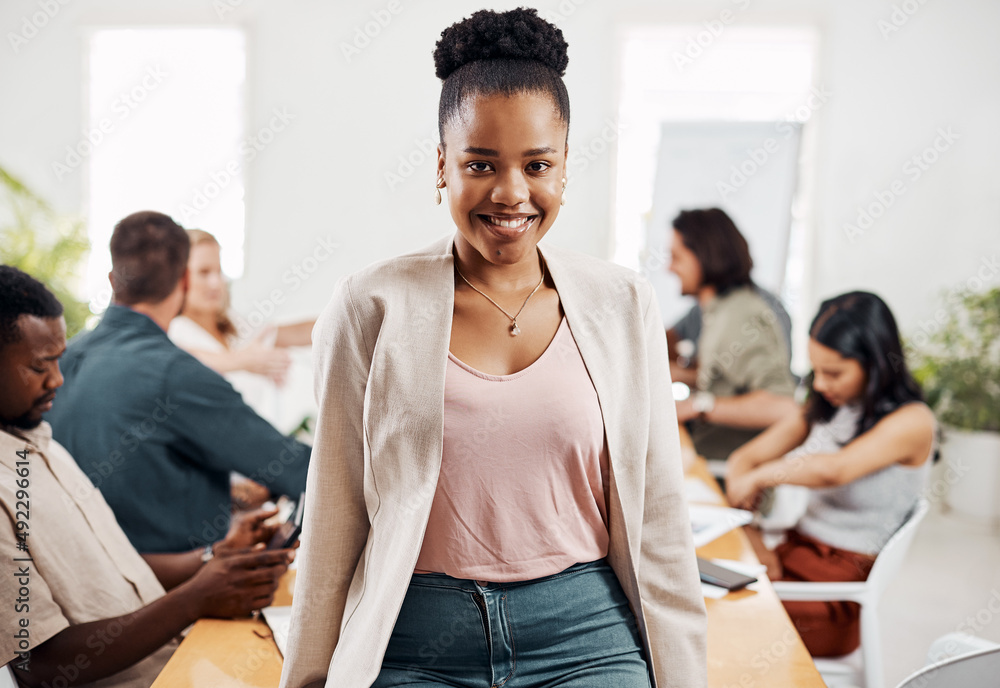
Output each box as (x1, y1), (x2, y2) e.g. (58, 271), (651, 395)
(646, 121), (802, 327)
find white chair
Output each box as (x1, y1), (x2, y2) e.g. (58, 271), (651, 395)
(894, 633), (1000, 688)
(925, 631), (999, 664)
(1, 664), (17, 688)
(771, 498), (930, 688)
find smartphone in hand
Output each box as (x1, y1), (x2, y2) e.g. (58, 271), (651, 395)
(267, 493), (305, 550)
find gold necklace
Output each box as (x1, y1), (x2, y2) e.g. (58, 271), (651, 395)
(454, 260), (546, 336)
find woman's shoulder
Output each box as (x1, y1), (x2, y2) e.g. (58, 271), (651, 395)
(866, 401), (937, 465)
(880, 401), (936, 434)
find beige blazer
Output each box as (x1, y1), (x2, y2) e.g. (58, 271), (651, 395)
(279, 235), (707, 688)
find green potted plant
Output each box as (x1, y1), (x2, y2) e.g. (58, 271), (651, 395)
(911, 287), (1000, 526)
(1, 164), (90, 338)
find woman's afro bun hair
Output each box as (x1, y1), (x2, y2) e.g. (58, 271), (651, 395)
(434, 7), (569, 80)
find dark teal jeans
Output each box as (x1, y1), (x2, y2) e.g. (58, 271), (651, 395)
(372, 559), (652, 688)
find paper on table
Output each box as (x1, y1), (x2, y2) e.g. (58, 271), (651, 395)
(685, 477), (724, 505)
(261, 606), (293, 657)
(689, 504), (753, 548)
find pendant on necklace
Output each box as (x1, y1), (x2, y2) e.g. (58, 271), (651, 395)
(511, 322), (521, 336)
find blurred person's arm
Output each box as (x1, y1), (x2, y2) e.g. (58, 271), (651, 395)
(164, 354), (311, 499)
(726, 410), (810, 482)
(180, 329), (291, 384)
(727, 403), (935, 510)
(274, 319), (316, 347)
(698, 390), (799, 429)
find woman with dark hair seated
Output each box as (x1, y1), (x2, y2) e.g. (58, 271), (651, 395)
(726, 291), (935, 657)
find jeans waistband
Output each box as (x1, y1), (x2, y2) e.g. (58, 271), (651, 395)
(410, 558), (610, 591)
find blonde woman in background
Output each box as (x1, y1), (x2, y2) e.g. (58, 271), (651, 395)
(170, 229), (315, 421)
(170, 230), (317, 508)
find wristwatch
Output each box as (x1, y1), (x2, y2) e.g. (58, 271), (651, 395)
(201, 543), (215, 564)
(691, 391), (716, 419)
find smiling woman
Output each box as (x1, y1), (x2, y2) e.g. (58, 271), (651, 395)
(278, 8), (706, 688)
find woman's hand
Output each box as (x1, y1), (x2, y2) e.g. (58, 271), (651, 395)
(236, 329), (292, 384)
(726, 470), (763, 511)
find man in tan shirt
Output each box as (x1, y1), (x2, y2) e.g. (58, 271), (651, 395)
(0, 266), (294, 687)
(667, 209), (798, 463)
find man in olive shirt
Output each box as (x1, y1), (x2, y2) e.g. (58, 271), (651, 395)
(46, 211), (311, 553)
(667, 208), (798, 463)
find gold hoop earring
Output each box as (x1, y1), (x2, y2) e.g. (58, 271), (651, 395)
(560, 177), (567, 206)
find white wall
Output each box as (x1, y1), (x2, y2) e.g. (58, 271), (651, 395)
(2, 0), (998, 347)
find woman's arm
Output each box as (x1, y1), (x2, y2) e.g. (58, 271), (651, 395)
(702, 390), (800, 428)
(726, 409), (810, 480)
(180, 340), (291, 383)
(274, 319), (316, 347)
(728, 403), (935, 510)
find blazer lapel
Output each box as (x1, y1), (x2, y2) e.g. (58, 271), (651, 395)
(367, 235), (456, 514)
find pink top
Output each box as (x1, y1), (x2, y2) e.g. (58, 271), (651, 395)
(414, 318), (610, 582)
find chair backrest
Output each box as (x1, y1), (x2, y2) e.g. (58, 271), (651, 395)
(895, 646), (1000, 688)
(1, 664), (18, 688)
(864, 498), (930, 599)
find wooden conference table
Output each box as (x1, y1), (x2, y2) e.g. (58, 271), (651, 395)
(152, 429), (825, 687)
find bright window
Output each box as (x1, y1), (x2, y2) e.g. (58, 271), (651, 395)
(86, 27), (246, 313)
(615, 25), (819, 358)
